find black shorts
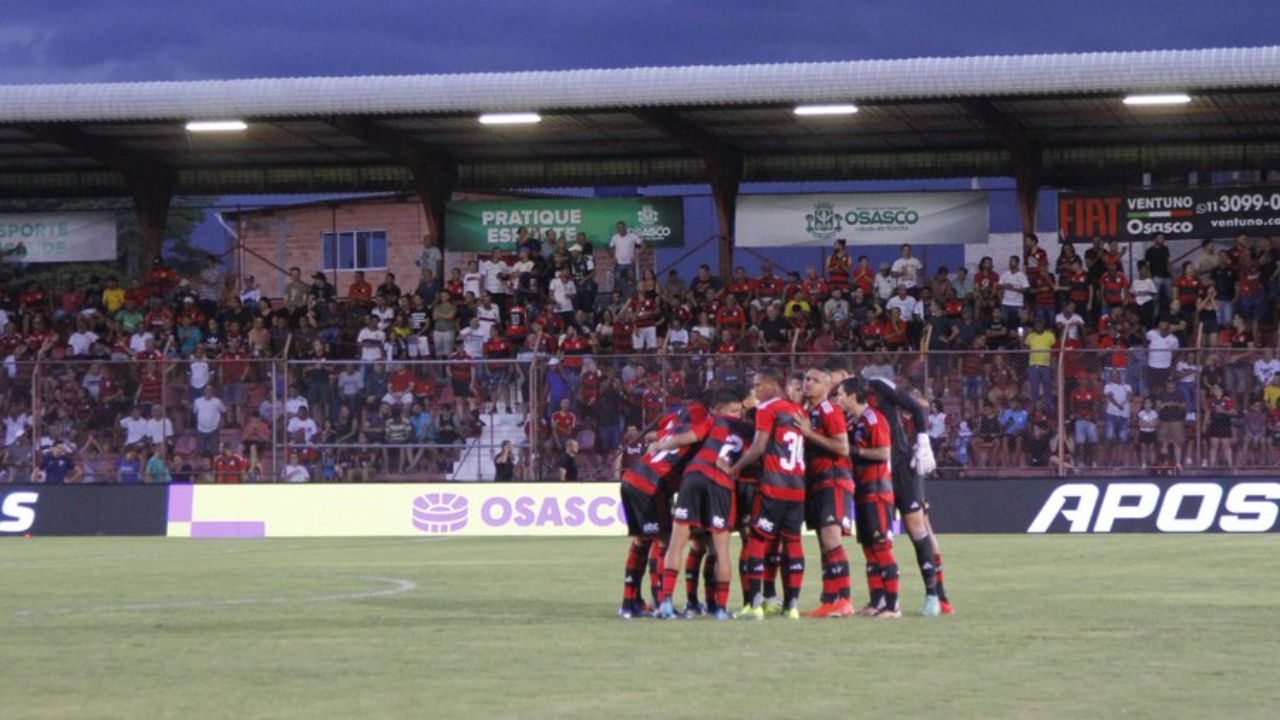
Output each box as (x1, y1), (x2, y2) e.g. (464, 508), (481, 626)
(620, 483), (670, 539)
(891, 455), (927, 515)
(804, 484), (854, 535)
(750, 494), (804, 538)
(736, 481), (757, 531)
(672, 472), (735, 533)
(855, 494), (895, 547)
(1138, 429), (1158, 446)
(451, 377), (474, 398)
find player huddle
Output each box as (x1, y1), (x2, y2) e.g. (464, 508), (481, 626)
(618, 361), (952, 620)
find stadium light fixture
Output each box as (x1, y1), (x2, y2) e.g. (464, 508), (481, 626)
(478, 112), (542, 125)
(1122, 93), (1192, 106)
(185, 120), (248, 132)
(794, 104), (859, 116)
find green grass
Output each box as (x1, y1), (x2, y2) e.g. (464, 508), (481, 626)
(1, 535), (1278, 719)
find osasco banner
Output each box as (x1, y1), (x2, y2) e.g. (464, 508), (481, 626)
(165, 483), (632, 538)
(445, 197), (684, 251)
(1058, 185), (1280, 242)
(0, 212), (119, 263)
(734, 191), (989, 247)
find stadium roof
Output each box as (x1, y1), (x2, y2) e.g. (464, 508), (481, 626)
(3, 46), (1280, 197)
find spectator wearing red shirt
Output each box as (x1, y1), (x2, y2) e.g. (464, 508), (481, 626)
(800, 265), (828, 305)
(559, 326), (592, 369)
(826, 240), (852, 290)
(716, 295), (748, 336)
(1100, 263), (1130, 309)
(348, 271), (373, 303)
(728, 267), (756, 306)
(1174, 261), (1202, 309)
(213, 443), (249, 484)
(551, 398), (577, 449)
(851, 256), (876, 298)
(1070, 376), (1100, 467)
(629, 292), (661, 350)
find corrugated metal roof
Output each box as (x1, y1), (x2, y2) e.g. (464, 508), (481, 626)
(2, 47), (1279, 122)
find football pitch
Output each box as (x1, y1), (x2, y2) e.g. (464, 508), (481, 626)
(1, 535), (1277, 719)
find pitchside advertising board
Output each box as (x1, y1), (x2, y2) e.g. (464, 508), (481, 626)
(0, 211), (119, 262)
(444, 197), (684, 251)
(734, 192), (989, 247)
(0, 486), (168, 536)
(1058, 186), (1280, 242)
(3, 480), (1276, 537)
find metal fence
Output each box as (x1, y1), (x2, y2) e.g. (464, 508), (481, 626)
(4, 345), (1278, 483)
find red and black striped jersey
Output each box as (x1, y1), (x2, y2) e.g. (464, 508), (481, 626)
(805, 399), (853, 490)
(755, 397), (807, 501)
(621, 402), (711, 496)
(687, 415), (754, 489)
(849, 406), (892, 491)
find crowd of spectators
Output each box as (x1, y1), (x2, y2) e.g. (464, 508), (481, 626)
(4, 221), (1280, 483)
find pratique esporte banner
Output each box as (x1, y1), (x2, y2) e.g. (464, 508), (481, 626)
(445, 197), (684, 251)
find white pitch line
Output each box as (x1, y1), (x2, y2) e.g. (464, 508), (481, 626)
(12, 575), (417, 617)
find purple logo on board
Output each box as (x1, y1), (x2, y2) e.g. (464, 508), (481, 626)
(412, 493), (469, 534)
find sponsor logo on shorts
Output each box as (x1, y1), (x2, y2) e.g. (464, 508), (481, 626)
(673, 507), (689, 520)
(642, 521), (660, 535)
(841, 516), (852, 531)
(755, 517), (775, 533)
(711, 515), (726, 529)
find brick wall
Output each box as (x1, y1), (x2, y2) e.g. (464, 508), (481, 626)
(237, 197), (429, 297)
(240, 194), (656, 298)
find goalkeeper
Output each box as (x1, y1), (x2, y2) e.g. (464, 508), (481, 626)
(865, 375), (952, 617)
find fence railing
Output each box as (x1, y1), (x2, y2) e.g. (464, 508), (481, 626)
(4, 346), (1279, 483)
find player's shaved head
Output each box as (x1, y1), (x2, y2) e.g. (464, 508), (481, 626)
(753, 366), (784, 401)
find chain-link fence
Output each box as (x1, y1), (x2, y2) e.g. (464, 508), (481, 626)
(5, 346), (1278, 483)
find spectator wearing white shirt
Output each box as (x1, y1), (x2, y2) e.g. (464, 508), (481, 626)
(873, 263), (897, 302)
(462, 259), (483, 300)
(458, 317), (487, 359)
(1103, 368), (1133, 466)
(192, 385), (227, 458)
(1131, 262), (1158, 327)
(119, 406), (150, 450)
(67, 317), (98, 357)
(549, 269), (577, 320)
(886, 285), (921, 322)
(608, 220), (643, 297)
(283, 453), (311, 483)
(356, 316), (386, 363)
(3, 406), (31, 449)
(285, 386), (310, 419)
(286, 406), (319, 444)
(145, 405), (175, 451)
(475, 295), (502, 338)
(128, 328), (154, 355)
(1253, 349), (1280, 388)
(1145, 320), (1180, 388)
(188, 346), (212, 401)
(1054, 302), (1085, 343)
(479, 254), (510, 298)
(998, 255), (1029, 325)
(891, 244), (923, 291)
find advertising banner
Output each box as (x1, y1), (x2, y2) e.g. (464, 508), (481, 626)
(1058, 186), (1280, 242)
(165, 483), (630, 538)
(0, 485), (169, 537)
(444, 197), (684, 251)
(734, 191), (989, 247)
(0, 212), (118, 262)
(928, 478), (1279, 534)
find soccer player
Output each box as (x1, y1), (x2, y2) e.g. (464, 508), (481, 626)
(617, 401), (709, 618)
(724, 367), (807, 620)
(753, 370), (807, 611)
(864, 374), (951, 616)
(796, 366), (856, 617)
(656, 388), (750, 620)
(836, 377), (902, 618)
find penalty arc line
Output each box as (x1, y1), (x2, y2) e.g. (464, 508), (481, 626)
(12, 575), (418, 617)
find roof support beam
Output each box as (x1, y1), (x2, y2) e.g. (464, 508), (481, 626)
(20, 124), (177, 260)
(326, 116), (456, 254)
(636, 110), (742, 278)
(964, 101), (1042, 234)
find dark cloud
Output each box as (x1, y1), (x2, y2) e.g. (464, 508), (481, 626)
(1, 1), (1278, 83)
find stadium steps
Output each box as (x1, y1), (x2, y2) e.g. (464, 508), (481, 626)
(448, 412), (526, 482)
